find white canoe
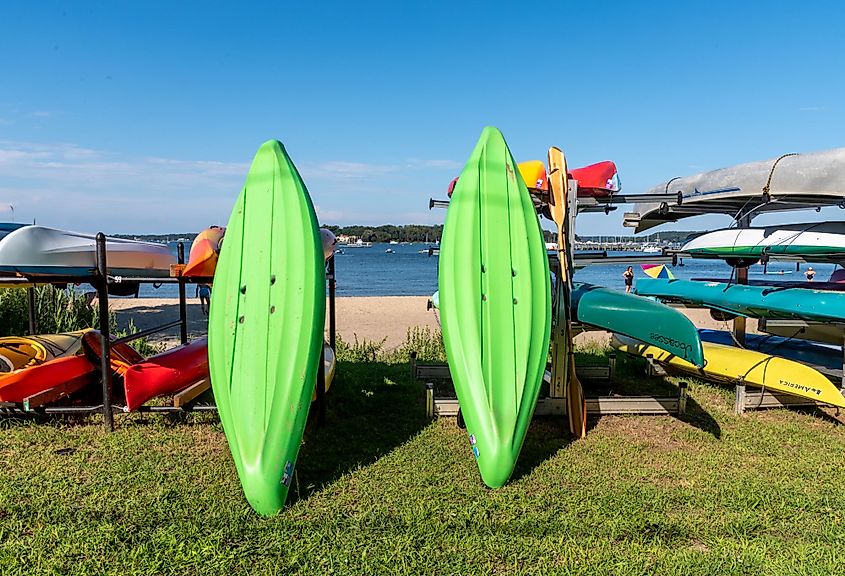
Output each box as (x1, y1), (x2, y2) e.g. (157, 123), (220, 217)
(0, 225), (176, 278)
(626, 148), (845, 232)
(682, 222), (845, 262)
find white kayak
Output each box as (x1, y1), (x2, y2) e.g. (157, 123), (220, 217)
(682, 222), (845, 263)
(0, 225), (176, 278)
(626, 148), (845, 232)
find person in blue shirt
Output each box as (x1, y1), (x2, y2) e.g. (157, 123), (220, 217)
(196, 283), (211, 315)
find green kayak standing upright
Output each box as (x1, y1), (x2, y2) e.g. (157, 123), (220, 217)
(439, 127), (552, 488)
(208, 140), (325, 515)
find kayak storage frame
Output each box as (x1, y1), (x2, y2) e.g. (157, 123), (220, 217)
(0, 236), (339, 430)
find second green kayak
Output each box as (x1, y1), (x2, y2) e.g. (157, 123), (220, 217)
(438, 127), (551, 488)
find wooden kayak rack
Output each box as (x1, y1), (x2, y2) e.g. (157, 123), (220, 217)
(0, 234), (339, 430)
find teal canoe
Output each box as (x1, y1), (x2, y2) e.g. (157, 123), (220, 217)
(438, 127), (551, 488)
(571, 283), (704, 367)
(208, 140), (326, 515)
(635, 278), (845, 323)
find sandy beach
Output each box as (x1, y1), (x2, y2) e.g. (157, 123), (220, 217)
(109, 295), (758, 349)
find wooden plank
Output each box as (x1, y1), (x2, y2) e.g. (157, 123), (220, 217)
(743, 391), (823, 410)
(418, 363), (613, 383)
(433, 395), (680, 418)
(172, 378), (210, 408)
(22, 372), (95, 411)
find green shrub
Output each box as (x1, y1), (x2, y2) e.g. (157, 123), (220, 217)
(0, 285), (96, 336)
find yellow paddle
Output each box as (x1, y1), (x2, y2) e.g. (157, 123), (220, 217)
(547, 146), (587, 439)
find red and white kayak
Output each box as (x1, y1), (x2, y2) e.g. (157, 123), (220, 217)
(570, 161), (621, 197)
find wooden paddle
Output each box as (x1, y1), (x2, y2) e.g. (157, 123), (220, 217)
(547, 146), (587, 439)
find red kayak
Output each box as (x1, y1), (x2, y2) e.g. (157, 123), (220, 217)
(0, 331), (141, 404)
(122, 337), (209, 411)
(449, 160), (620, 199)
(570, 161), (620, 197)
(0, 354), (98, 403)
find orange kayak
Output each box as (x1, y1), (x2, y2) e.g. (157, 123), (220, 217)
(122, 338), (209, 411)
(0, 354), (98, 403)
(0, 331), (143, 405)
(183, 226), (225, 277)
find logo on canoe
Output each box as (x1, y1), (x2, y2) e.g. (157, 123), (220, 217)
(779, 380), (822, 396)
(469, 434), (479, 459)
(649, 332), (694, 360)
(281, 460), (294, 486)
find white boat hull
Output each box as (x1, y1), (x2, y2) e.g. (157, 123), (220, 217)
(627, 148), (845, 232)
(0, 226), (176, 278)
(683, 222), (845, 261)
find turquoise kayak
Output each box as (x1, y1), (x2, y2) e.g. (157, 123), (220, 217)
(438, 127), (551, 489)
(634, 278), (845, 323)
(572, 283), (704, 367)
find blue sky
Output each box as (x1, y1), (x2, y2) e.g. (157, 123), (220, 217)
(1, 1), (844, 234)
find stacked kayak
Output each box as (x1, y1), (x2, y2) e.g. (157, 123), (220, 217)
(122, 338), (209, 412)
(698, 329), (842, 374)
(0, 225), (176, 278)
(182, 226), (225, 277)
(634, 278), (845, 323)
(0, 330), (89, 372)
(612, 334), (845, 408)
(438, 127), (551, 488)
(570, 161), (621, 198)
(0, 331), (140, 404)
(627, 147), (845, 232)
(682, 222), (845, 264)
(571, 283), (704, 367)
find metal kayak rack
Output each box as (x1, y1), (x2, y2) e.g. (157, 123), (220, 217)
(0, 233), (338, 430)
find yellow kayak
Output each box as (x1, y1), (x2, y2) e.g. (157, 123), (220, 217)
(0, 330), (90, 372)
(612, 334), (845, 408)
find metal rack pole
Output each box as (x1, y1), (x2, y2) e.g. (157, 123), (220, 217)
(177, 242), (188, 344)
(733, 215), (751, 346)
(328, 255), (336, 352)
(95, 233), (114, 432)
(26, 287), (37, 335)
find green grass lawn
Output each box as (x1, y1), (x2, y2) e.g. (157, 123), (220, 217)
(2, 331), (844, 575)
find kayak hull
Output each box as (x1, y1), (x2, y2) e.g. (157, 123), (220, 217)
(439, 127), (551, 488)
(572, 283), (704, 367)
(630, 148), (845, 232)
(209, 140), (325, 515)
(183, 227), (225, 277)
(123, 338), (209, 411)
(634, 278), (845, 323)
(683, 223), (845, 262)
(612, 334), (845, 407)
(0, 226), (175, 278)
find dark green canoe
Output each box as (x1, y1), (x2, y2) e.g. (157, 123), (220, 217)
(572, 282), (704, 367)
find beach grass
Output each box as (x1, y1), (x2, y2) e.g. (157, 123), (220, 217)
(1, 331), (844, 575)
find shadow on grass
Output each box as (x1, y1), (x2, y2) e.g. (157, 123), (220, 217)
(579, 351), (723, 439)
(510, 419), (572, 482)
(290, 358), (429, 503)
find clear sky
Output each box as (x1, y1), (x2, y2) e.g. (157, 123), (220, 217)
(2, 1), (844, 235)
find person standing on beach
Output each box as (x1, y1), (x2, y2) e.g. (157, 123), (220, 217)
(623, 266), (634, 293)
(196, 283), (212, 315)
